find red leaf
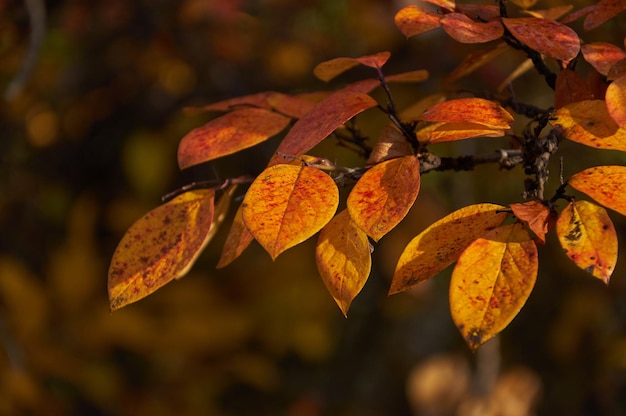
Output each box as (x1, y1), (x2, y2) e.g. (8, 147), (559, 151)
(440, 13), (503, 44)
(581, 42), (626, 76)
(584, 0), (626, 31)
(554, 69), (594, 109)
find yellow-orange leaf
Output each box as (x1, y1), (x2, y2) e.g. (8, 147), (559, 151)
(242, 164), (339, 260)
(394, 5), (442, 38)
(178, 108), (291, 169)
(450, 223), (538, 351)
(551, 100), (626, 151)
(313, 51), (391, 82)
(347, 156), (420, 242)
(606, 76), (626, 128)
(440, 13), (503, 44)
(568, 165), (626, 216)
(316, 210), (372, 317)
(108, 190), (215, 311)
(420, 98), (514, 129)
(556, 200), (617, 284)
(428, 122), (506, 144)
(390, 203), (508, 294)
(501, 17), (580, 64)
(216, 203), (254, 269)
(581, 42), (626, 77)
(509, 200), (554, 244)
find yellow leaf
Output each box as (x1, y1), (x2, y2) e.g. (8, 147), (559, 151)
(108, 190), (215, 311)
(450, 223), (538, 351)
(606, 75), (626, 128)
(315, 210), (372, 316)
(551, 100), (626, 151)
(242, 164), (339, 260)
(420, 98), (514, 130)
(556, 200), (617, 284)
(568, 165), (626, 216)
(347, 156), (420, 242)
(390, 203), (508, 294)
(216, 203), (254, 269)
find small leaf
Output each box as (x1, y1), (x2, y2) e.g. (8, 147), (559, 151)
(554, 69), (594, 109)
(420, 98), (514, 129)
(583, 0), (626, 31)
(394, 5), (442, 38)
(316, 210), (372, 317)
(216, 203), (254, 269)
(242, 164), (339, 260)
(367, 125), (413, 165)
(269, 90), (378, 166)
(556, 200), (617, 284)
(444, 42), (509, 84)
(509, 200), (554, 244)
(581, 42), (626, 76)
(440, 13), (503, 44)
(313, 51), (391, 82)
(502, 17), (580, 64)
(450, 223), (538, 351)
(550, 100), (626, 151)
(568, 165), (626, 216)
(523, 5), (573, 20)
(178, 108), (291, 169)
(347, 156), (420, 242)
(427, 122), (507, 144)
(108, 190), (215, 311)
(390, 203), (508, 294)
(606, 76), (626, 128)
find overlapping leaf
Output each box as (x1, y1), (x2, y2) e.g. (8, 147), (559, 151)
(108, 190), (215, 311)
(554, 69), (594, 109)
(347, 156), (420, 242)
(581, 42), (626, 76)
(583, 0), (626, 31)
(568, 165), (626, 216)
(367, 125), (414, 165)
(509, 200), (554, 244)
(242, 164), (339, 260)
(556, 200), (617, 284)
(316, 210), (372, 316)
(450, 223), (538, 351)
(420, 98), (514, 129)
(523, 5), (573, 20)
(606, 76), (626, 128)
(427, 122), (507, 144)
(390, 203), (508, 294)
(313, 51), (391, 82)
(395, 5), (442, 38)
(440, 13), (503, 44)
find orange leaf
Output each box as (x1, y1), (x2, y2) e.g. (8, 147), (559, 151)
(386, 70), (430, 83)
(313, 51), (391, 82)
(550, 100), (626, 151)
(242, 164), (339, 260)
(178, 108), (291, 169)
(399, 93), (446, 122)
(266, 92), (316, 119)
(584, 0), (626, 31)
(390, 203), (508, 294)
(420, 98), (514, 129)
(367, 125), (413, 165)
(394, 5), (442, 38)
(216, 203), (254, 269)
(568, 165), (626, 216)
(581, 42), (626, 76)
(444, 42), (509, 84)
(501, 17), (580, 64)
(184, 91), (273, 113)
(347, 156), (420, 242)
(606, 75), (626, 128)
(427, 122), (506, 144)
(440, 13), (503, 44)
(108, 190), (215, 311)
(556, 200), (617, 284)
(509, 200), (554, 244)
(423, 0), (455, 11)
(608, 58), (626, 81)
(454, 4), (500, 21)
(269, 90), (378, 166)
(316, 210), (372, 316)
(554, 69), (594, 109)
(450, 223), (538, 351)
(523, 5), (573, 20)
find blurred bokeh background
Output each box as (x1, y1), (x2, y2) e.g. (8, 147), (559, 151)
(2, 0), (626, 414)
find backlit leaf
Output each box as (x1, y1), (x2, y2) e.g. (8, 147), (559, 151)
(568, 165), (626, 216)
(269, 90), (378, 166)
(581, 42), (626, 76)
(556, 200), (617, 284)
(242, 164), (339, 260)
(427, 122), (507, 144)
(554, 69), (594, 109)
(367, 125), (413, 165)
(316, 210), (372, 316)
(450, 223), (538, 351)
(108, 190), (215, 311)
(440, 13), (503, 44)
(313, 51), (391, 82)
(394, 5), (442, 38)
(444, 42), (509, 84)
(606, 76), (626, 128)
(216, 203), (254, 269)
(390, 203), (508, 294)
(584, 0), (626, 31)
(178, 108), (291, 169)
(550, 100), (626, 151)
(509, 200), (554, 244)
(347, 156), (420, 242)
(502, 17), (580, 63)
(420, 98), (514, 129)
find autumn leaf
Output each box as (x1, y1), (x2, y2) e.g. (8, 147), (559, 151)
(178, 108), (291, 169)
(509, 200), (555, 244)
(509, 0), (539, 8)
(501, 17), (580, 64)
(606, 76), (626, 128)
(390, 203), (508, 294)
(423, 0), (455, 11)
(313, 51), (391, 82)
(386, 70), (430, 83)
(184, 91), (273, 113)
(269, 90), (377, 166)
(242, 164), (339, 260)
(108, 190), (215, 311)
(367, 125), (414, 165)
(444, 42), (509, 84)
(347, 156), (420, 242)
(399, 93), (446, 122)
(440, 13), (503, 44)
(554, 69), (594, 109)
(394, 5), (442, 38)
(420, 98), (514, 129)
(427, 122), (507, 144)
(556, 200), (617, 284)
(581, 42), (626, 77)
(583, 0), (626, 31)
(550, 100), (626, 151)
(216, 203), (254, 269)
(455, 4), (500, 21)
(316, 210), (372, 316)
(450, 223), (538, 351)
(568, 165), (626, 216)
(523, 5), (573, 20)
(266, 92), (317, 119)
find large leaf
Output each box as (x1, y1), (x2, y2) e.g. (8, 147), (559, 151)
(502, 17), (580, 63)
(242, 164), (339, 260)
(394, 5), (442, 38)
(420, 98), (514, 129)
(268, 90), (377, 166)
(556, 200), (617, 284)
(108, 190), (215, 311)
(316, 210), (372, 317)
(313, 51), (391, 82)
(440, 13), (503, 44)
(606, 76), (626, 128)
(390, 203), (507, 294)
(568, 165), (626, 216)
(178, 108), (291, 169)
(347, 156), (420, 242)
(450, 223), (538, 351)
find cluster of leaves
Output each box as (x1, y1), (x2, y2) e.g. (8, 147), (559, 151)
(109, 0), (626, 350)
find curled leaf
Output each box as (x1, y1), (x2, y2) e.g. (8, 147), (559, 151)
(395, 5), (442, 38)
(568, 165), (626, 216)
(509, 200), (555, 244)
